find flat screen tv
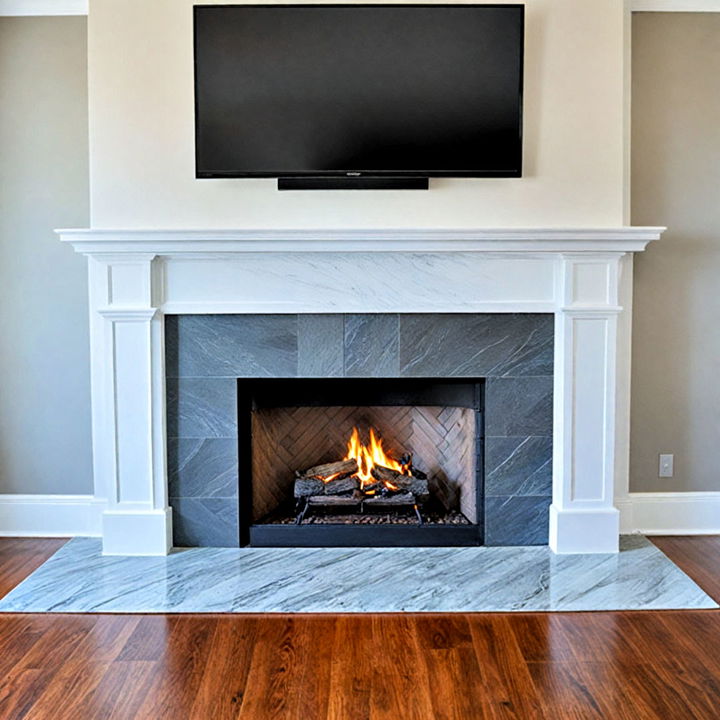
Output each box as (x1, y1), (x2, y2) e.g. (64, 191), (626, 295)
(194, 4), (524, 188)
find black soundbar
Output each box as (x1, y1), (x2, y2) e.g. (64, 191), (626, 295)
(277, 176), (429, 191)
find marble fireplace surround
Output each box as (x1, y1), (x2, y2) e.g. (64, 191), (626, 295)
(58, 227), (664, 556)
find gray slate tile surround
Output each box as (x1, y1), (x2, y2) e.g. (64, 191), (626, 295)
(165, 314), (554, 547)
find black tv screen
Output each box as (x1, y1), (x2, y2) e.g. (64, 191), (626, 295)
(194, 4), (524, 179)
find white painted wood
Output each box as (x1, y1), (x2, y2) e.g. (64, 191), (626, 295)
(57, 227), (663, 255)
(549, 254), (622, 553)
(58, 226), (664, 555)
(631, 0), (720, 11)
(0, 495), (102, 537)
(102, 508), (173, 556)
(86, 254), (171, 555)
(618, 492), (720, 534)
(0, 0), (87, 15)
(614, 254), (635, 508)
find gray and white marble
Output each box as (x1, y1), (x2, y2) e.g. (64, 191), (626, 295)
(0, 536), (714, 614)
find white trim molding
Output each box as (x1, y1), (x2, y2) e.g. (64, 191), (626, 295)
(58, 226), (664, 555)
(631, 0), (720, 11)
(0, 495), (103, 537)
(57, 227), (663, 255)
(619, 492), (720, 535)
(0, 0), (87, 16)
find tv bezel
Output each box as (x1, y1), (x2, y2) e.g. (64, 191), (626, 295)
(193, 4), (525, 180)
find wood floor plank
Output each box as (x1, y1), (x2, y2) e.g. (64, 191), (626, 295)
(652, 536), (720, 601)
(369, 615), (435, 720)
(415, 616), (492, 720)
(133, 616), (218, 720)
(237, 616), (329, 720)
(468, 616), (543, 720)
(0, 539), (66, 599)
(0, 536), (717, 719)
(326, 616), (373, 720)
(189, 616), (259, 718)
(74, 660), (159, 720)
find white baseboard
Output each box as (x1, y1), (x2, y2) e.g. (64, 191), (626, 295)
(618, 492), (720, 535)
(0, 494), (103, 537)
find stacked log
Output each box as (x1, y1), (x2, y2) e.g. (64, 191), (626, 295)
(294, 457), (429, 507)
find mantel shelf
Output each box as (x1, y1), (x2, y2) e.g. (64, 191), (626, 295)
(57, 227), (665, 255)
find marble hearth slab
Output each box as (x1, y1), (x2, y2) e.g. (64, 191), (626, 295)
(0, 536), (714, 614)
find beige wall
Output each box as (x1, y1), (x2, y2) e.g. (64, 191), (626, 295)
(631, 13), (720, 492)
(0, 17), (92, 494)
(87, 0), (627, 229)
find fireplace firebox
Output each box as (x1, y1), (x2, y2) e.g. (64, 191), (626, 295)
(238, 378), (484, 547)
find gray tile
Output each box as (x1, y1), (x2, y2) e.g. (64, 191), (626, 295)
(171, 498), (239, 548)
(485, 436), (553, 497)
(485, 496), (551, 546)
(298, 315), (344, 377)
(166, 378), (237, 438)
(485, 377), (553, 436)
(165, 315), (297, 378)
(344, 314), (399, 377)
(168, 438), (238, 498)
(399, 314), (554, 377)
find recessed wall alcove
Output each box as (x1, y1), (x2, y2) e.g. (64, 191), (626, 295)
(165, 313), (554, 548)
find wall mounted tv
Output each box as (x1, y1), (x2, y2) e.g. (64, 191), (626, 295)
(194, 4), (524, 190)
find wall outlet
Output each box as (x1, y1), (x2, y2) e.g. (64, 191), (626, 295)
(659, 454), (674, 478)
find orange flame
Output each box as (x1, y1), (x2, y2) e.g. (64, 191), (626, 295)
(344, 427), (410, 489)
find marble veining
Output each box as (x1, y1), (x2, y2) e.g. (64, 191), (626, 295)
(485, 436), (553, 497)
(166, 314), (297, 378)
(484, 495), (551, 546)
(166, 378), (237, 438)
(399, 314), (554, 378)
(0, 536), (714, 614)
(167, 438), (238, 498)
(344, 314), (400, 377)
(297, 315), (344, 377)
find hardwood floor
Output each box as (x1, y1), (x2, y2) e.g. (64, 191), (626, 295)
(0, 537), (717, 719)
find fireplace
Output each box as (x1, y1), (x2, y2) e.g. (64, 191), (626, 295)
(58, 226), (662, 555)
(239, 378), (484, 546)
(164, 312), (555, 549)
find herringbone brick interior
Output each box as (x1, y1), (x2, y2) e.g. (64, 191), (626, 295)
(251, 405), (476, 522)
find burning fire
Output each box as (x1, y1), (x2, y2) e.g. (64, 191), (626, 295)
(344, 427), (411, 488)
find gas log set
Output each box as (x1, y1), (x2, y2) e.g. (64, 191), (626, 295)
(293, 428), (430, 524)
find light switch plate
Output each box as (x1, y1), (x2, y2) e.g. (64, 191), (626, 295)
(659, 454), (674, 478)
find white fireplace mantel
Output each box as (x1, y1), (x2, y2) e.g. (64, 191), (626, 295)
(59, 226), (665, 556)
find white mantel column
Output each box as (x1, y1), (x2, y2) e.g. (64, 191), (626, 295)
(550, 253), (623, 553)
(88, 254), (172, 555)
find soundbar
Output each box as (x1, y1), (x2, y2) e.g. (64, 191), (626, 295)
(277, 176), (429, 191)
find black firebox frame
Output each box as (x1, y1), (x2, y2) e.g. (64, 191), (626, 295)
(237, 377), (484, 547)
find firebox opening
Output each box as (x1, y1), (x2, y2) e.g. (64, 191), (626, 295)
(238, 378), (484, 547)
